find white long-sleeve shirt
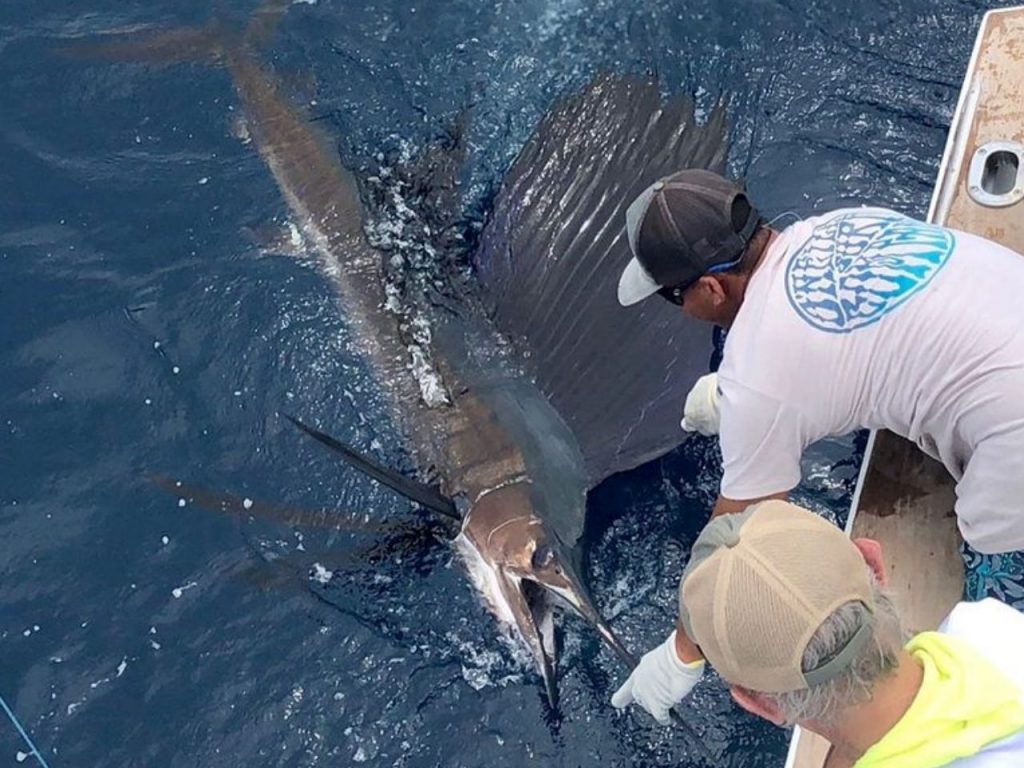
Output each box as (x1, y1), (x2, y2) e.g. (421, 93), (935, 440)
(718, 208), (1024, 553)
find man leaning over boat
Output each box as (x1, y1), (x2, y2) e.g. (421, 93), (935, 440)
(615, 499), (1024, 767)
(611, 169), (1024, 715)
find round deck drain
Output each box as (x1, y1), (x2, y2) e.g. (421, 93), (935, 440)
(967, 141), (1024, 207)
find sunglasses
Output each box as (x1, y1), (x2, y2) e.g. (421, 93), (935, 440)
(657, 284), (687, 306)
(656, 255), (743, 307)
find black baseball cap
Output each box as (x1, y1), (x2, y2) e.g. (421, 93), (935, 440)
(617, 169), (761, 306)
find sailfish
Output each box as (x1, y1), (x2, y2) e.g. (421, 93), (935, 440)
(65, 3), (728, 720)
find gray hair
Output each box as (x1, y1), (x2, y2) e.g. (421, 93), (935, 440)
(757, 576), (906, 727)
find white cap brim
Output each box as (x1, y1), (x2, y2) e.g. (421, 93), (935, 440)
(617, 256), (662, 306)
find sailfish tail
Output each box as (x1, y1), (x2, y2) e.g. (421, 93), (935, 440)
(244, 0), (293, 48)
(55, 21), (230, 65)
(55, 0), (293, 65)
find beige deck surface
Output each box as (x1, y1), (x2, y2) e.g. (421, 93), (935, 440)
(787, 8), (1024, 767)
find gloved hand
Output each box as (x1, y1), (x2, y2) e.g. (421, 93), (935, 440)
(610, 631), (706, 725)
(681, 373), (720, 436)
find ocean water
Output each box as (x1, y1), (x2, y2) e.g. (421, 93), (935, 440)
(0, 0), (1008, 765)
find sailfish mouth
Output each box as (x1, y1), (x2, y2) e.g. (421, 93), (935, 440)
(526, 571), (638, 671)
(492, 570), (559, 707)
(494, 563), (637, 709)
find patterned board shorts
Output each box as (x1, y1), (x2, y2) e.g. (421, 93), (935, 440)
(961, 541), (1024, 610)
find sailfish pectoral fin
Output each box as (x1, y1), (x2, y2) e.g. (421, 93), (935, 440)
(283, 414), (460, 520)
(148, 474), (398, 534)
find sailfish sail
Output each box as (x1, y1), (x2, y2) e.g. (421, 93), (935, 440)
(475, 75), (730, 484)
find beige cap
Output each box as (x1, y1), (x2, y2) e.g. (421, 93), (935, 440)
(679, 500), (875, 693)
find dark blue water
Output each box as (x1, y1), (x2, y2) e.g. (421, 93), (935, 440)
(0, 0), (1010, 765)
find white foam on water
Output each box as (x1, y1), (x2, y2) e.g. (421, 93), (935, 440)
(344, 727), (379, 764)
(382, 281), (402, 313)
(378, 277), (450, 407)
(283, 685), (303, 720)
(456, 638), (525, 692)
(231, 114), (251, 144)
(171, 581), (197, 598)
(362, 144), (457, 409)
(408, 342), (448, 407)
(287, 221), (305, 250)
(309, 563), (333, 585)
(536, 0), (581, 40)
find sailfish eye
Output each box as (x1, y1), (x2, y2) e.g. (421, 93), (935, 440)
(531, 544), (555, 570)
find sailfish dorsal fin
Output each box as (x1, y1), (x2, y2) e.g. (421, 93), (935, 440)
(474, 75), (729, 484)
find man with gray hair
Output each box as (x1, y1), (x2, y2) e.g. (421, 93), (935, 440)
(613, 500), (1024, 767)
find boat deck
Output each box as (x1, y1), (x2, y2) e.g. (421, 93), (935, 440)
(786, 7), (1024, 766)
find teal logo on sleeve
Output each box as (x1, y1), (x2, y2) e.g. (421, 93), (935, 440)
(785, 212), (954, 333)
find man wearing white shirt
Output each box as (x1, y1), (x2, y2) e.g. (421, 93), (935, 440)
(613, 168), (1024, 712)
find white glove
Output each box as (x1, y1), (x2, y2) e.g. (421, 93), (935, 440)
(681, 373), (721, 436)
(610, 631), (705, 725)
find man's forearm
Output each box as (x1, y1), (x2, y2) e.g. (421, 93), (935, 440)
(711, 490), (789, 519)
(674, 620), (705, 664)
